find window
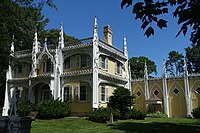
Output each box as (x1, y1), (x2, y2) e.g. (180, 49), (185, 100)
(99, 56), (108, 69)
(64, 86), (72, 101)
(115, 62), (122, 74)
(76, 55), (90, 68)
(42, 58), (53, 73)
(80, 86), (88, 101)
(136, 91), (141, 97)
(76, 55), (81, 68)
(154, 90), (159, 96)
(16, 64), (22, 74)
(64, 57), (71, 69)
(100, 85), (108, 102)
(173, 88), (179, 95)
(46, 59), (52, 72)
(74, 84), (89, 101)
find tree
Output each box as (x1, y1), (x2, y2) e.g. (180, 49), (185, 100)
(39, 29), (79, 47)
(0, 0), (53, 107)
(129, 56), (157, 79)
(107, 87), (134, 119)
(120, 0), (200, 45)
(185, 44), (200, 74)
(166, 50), (184, 76)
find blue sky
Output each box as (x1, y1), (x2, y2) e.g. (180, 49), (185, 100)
(42, 0), (191, 76)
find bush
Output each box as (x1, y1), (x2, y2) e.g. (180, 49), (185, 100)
(129, 109), (146, 120)
(36, 99), (69, 119)
(108, 87), (135, 119)
(18, 100), (33, 117)
(192, 106), (200, 119)
(147, 112), (168, 118)
(88, 107), (110, 123)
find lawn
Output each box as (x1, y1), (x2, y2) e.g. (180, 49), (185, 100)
(31, 117), (200, 133)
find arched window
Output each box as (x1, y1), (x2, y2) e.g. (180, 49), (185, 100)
(64, 57), (71, 69)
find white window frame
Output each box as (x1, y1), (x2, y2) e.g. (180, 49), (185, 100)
(63, 86), (72, 102)
(115, 61), (122, 75)
(100, 85), (108, 103)
(99, 56), (108, 70)
(75, 84), (89, 102)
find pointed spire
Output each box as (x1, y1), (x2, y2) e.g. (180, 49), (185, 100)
(93, 16), (98, 38)
(144, 60), (148, 80)
(44, 38), (47, 48)
(183, 57), (188, 76)
(10, 35), (15, 56)
(162, 60), (167, 77)
(58, 23), (64, 49)
(33, 28), (39, 53)
(123, 34), (128, 57)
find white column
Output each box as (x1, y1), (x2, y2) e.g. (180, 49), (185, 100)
(144, 61), (150, 111)
(183, 58), (191, 117)
(2, 37), (14, 116)
(92, 16), (99, 108)
(31, 29), (39, 77)
(162, 61), (169, 117)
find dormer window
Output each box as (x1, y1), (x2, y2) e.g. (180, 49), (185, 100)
(42, 58), (53, 73)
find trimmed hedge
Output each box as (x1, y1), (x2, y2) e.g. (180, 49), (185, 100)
(192, 106), (200, 119)
(36, 99), (69, 119)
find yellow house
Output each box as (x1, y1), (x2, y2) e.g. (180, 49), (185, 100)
(2, 17), (131, 116)
(2, 17), (200, 118)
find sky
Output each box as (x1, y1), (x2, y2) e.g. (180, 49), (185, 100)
(42, 0), (191, 76)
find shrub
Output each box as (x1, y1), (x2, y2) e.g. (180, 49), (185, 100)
(36, 99), (69, 119)
(88, 107), (110, 123)
(108, 87), (135, 119)
(129, 109), (146, 120)
(18, 100), (33, 117)
(192, 106), (200, 119)
(147, 112), (168, 118)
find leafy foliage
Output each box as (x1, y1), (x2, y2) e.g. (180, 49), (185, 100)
(129, 56), (157, 79)
(166, 50), (184, 76)
(185, 44), (200, 74)
(88, 108), (111, 123)
(192, 106), (200, 119)
(0, 0), (49, 106)
(147, 112), (168, 118)
(129, 108), (146, 120)
(36, 99), (69, 119)
(18, 100), (34, 117)
(121, 0), (200, 45)
(39, 29), (79, 47)
(107, 87), (135, 119)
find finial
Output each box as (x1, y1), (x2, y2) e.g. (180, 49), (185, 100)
(123, 34), (128, 57)
(58, 22), (64, 49)
(10, 35), (15, 54)
(44, 38), (47, 47)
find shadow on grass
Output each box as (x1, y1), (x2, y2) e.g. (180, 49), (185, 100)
(108, 121), (200, 133)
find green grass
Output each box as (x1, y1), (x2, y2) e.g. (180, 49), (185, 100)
(31, 117), (200, 133)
